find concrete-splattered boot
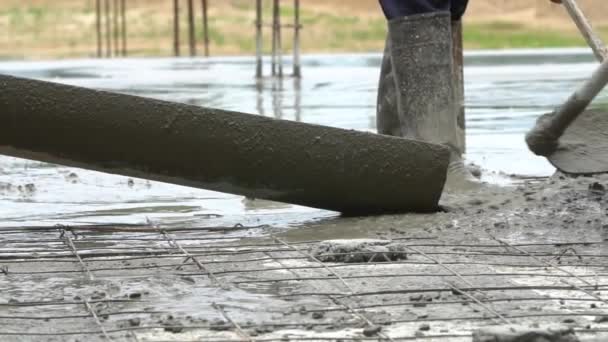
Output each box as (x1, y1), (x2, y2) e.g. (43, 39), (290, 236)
(388, 12), (476, 185)
(376, 35), (401, 137)
(388, 11), (459, 154)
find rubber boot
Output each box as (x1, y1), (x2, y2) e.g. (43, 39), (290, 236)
(388, 12), (478, 187)
(376, 35), (401, 137)
(388, 11), (459, 154)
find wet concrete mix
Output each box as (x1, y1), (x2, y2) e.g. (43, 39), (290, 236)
(1, 169), (607, 341)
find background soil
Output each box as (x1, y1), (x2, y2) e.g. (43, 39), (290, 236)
(2, 0), (608, 59)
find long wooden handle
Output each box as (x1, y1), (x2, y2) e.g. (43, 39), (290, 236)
(527, 56), (608, 156)
(549, 57), (608, 134)
(546, 0), (608, 134)
(562, 0), (607, 61)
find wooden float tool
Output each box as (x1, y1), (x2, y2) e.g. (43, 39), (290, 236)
(526, 0), (608, 175)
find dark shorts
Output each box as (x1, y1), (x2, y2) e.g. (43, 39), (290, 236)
(379, 0), (469, 20)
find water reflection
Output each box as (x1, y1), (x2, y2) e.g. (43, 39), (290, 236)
(255, 77), (302, 122)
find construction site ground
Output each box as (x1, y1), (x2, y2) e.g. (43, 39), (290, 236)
(1, 172), (607, 341)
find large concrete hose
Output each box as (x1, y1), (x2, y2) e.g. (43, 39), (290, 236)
(0, 75), (450, 214)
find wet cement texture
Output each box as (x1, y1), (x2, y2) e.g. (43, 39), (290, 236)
(2, 50), (608, 341)
(544, 109), (608, 175)
(310, 239), (408, 263)
(472, 325), (579, 342)
(387, 12), (460, 150)
(1, 172), (607, 341)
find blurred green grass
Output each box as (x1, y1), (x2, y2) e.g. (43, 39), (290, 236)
(463, 22), (590, 49)
(1, 2), (606, 59)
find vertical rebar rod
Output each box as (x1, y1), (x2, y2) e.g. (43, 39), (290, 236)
(84, 300), (111, 339)
(255, 0), (263, 78)
(121, 0), (127, 57)
(271, 0), (278, 76)
(173, 0), (181, 57)
(113, 0), (119, 56)
(96, 0), (102, 58)
(104, 0), (112, 58)
(276, 0), (283, 78)
(452, 20), (465, 155)
(187, 0), (196, 57)
(293, 0), (301, 78)
(201, 0), (210, 57)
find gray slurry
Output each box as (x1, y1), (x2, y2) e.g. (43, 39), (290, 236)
(1, 172), (607, 341)
(472, 324), (579, 342)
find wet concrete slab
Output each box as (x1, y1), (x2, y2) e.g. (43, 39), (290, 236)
(1, 173), (607, 341)
(1, 50), (608, 341)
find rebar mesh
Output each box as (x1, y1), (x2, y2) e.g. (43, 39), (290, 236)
(1, 223), (606, 341)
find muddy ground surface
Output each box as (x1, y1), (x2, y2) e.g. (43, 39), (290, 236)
(1, 172), (607, 341)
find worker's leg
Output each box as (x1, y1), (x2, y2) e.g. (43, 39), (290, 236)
(376, 0), (468, 157)
(379, 0), (468, 20)
(383, 0), (456, 146)
(450, 0), (469, 21)
(376, 36), (400, 136)
(376, 1), (451, 136)
(451, 1), (468, 155)
(376, 0), (469, 137)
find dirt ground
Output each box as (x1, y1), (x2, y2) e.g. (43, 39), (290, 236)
(1, 170), (607, 341)
(2, 0), (608, 59)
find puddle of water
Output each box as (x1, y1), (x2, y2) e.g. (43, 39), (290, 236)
(0, 48), (607, 227)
